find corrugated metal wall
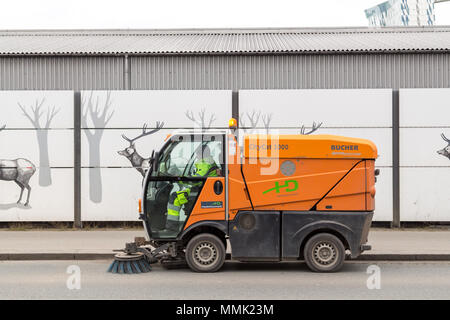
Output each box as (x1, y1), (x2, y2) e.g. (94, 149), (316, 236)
(131, 53), (450, 90)
(0, 56), (124, 90)
(0, 53), (449, 90)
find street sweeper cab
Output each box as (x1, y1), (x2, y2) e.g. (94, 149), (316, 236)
(120, 119), (378, 274)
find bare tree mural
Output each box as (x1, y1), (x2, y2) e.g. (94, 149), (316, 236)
(239, 110), (322, 135)
(0, 125), (36, 207)
(185, 109), (216, 128)
(437, 133), (450, 160)
(239, 110), (261, 133)
(17, 98), (59, 186)
(118, 122), (164, 177)
(261, 113), (273, 134)
(81, 91), (114, 203)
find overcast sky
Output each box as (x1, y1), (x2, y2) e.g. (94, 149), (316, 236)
(0, 0), (449, 29)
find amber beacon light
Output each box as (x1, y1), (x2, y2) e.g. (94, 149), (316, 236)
(228, 118), (237, 129)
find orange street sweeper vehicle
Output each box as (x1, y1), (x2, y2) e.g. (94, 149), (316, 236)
(111, 121), (378, 273)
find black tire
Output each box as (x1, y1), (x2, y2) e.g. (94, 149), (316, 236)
(304, 233), (345, 273)
(185, 233), (226, 273)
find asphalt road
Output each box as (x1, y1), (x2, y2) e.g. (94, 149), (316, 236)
(0, 260), (449, 300)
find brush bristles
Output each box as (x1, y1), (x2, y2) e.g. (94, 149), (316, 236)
(107, 258), (152, 274)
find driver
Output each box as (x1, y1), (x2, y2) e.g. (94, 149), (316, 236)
(165, 144), (219, 231)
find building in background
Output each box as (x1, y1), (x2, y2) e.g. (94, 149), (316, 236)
(0, 27), (449, 90)
(364, 0), (448, 26)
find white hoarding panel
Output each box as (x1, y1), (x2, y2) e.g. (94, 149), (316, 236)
(80, 90), (232, 129)
(0, 91), (73, 129)
(239, 89), (392, 128)
(0, 169), (74, 221)
(0, 130), (73, 168)
(400, 89), (450, 221)
(401, 168), (450, 221)
(401, 128), (450, 167)
(372, 167), (393, 222)
(0, 91), (74, 222)
(81, 168), (141, 221)
(400, 89), (450, 127)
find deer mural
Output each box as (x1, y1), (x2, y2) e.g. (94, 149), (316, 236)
(118, 122), (164, 177)
(299, 121), (322, 135)
(437, 133), (450, 159)
(0, 125), (36, 206)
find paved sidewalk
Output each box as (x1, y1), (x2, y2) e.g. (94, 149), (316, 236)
(0, 230), (145, 254)
(0, 228), (449, 260)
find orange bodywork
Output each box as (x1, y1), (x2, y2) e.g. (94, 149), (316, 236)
(244, 134), (377, 159)
(184, 177), (226, 229)
(243, 158), (364, 211)
(365, 160), (376, 211)
(184, 133), (378, 230)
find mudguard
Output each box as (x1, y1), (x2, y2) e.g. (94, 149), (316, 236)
(179, 220), (228, 241)
(282, 211), (373, 259)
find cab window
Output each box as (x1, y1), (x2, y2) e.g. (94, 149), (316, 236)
(153, 134), (224, 177)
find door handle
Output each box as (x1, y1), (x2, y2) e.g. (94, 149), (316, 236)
(213, 180), (223, 195)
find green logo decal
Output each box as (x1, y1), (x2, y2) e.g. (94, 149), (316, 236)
(263, 180), (298, 195)
(201, 201), (223, 208)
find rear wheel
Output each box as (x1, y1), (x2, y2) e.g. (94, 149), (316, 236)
(186, 233), (226, 272)
(304, 233), (345, 272)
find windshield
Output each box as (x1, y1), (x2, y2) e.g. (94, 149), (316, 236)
(152, 134), (224, 177)
(144, 134), (224, 239)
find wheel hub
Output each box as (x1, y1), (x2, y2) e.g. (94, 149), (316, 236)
(194, 242), (217, 265)
(313, 242), (337, 265)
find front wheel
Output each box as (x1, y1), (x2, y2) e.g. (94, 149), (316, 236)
(186, 234), (226, 273)
(304, 233), (345, 272)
